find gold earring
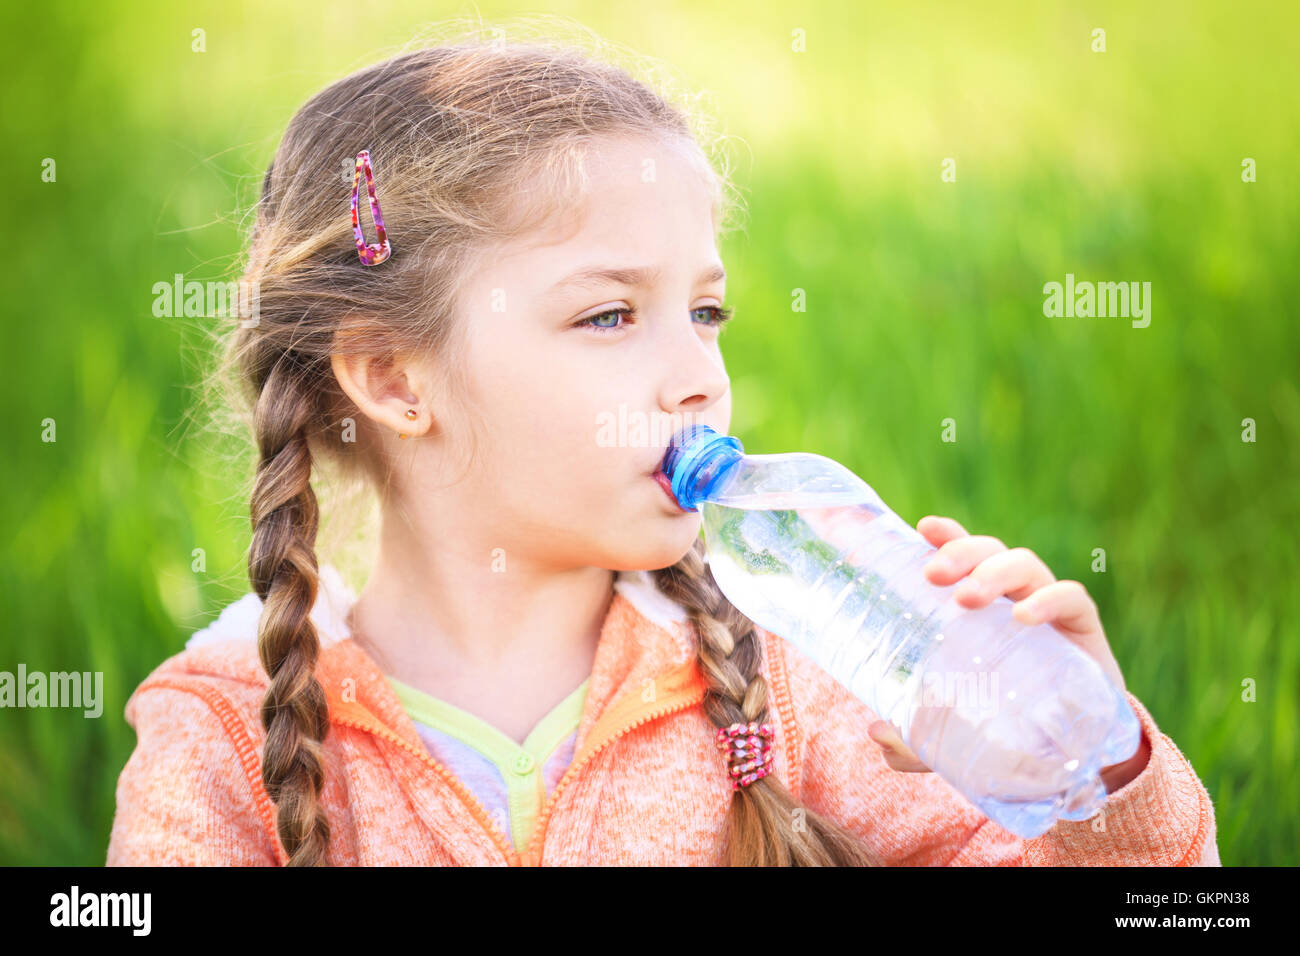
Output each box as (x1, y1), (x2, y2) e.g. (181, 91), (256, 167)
(398, 407), (417, 439)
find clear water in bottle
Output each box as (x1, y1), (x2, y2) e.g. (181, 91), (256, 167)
(659, 425), (1141, 838)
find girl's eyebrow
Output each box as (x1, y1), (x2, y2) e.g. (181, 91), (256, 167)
(547, 263), (726, 293)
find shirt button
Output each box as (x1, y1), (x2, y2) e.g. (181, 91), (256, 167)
(512, 753), (535, 775)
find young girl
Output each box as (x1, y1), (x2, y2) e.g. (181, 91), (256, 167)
(106, 33), (1219, 867)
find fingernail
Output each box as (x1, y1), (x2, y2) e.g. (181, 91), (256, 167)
(1016, 600), (1041, 623)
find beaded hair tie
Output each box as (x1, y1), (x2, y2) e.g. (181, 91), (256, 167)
(716, 721), (775, 790)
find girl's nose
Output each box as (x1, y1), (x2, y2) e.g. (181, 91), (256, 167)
(657, 326), (729, 414)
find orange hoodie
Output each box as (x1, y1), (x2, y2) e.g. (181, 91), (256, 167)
(105, 566), (1219, 866)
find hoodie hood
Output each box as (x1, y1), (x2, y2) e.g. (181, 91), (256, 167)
(141, 564), (703, 762)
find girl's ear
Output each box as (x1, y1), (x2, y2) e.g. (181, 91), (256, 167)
(330, 347), (430, 439)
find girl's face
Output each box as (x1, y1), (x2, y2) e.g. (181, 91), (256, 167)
(443, 134), (732, 573)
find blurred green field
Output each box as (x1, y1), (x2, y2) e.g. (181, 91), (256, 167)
(2, 1), (1296, 864)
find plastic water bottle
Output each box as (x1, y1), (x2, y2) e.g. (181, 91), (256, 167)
(658, 424), (1141, 838)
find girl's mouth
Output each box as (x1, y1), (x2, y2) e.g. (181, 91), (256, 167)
(652, 468), (684, 509)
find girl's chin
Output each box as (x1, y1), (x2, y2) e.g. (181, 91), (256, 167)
(611, 524), (701, 571)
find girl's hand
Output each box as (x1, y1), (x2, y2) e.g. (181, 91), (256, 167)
(866, 515), (1149, 790)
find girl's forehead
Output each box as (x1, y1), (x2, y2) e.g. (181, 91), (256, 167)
(487, 165), (718, 274)
(458, 135), (721, 293)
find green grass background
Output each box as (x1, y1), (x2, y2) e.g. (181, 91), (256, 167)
(2, 1), (1296, 864)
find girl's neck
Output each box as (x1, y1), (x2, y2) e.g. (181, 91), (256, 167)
(344, 536), (616, 705)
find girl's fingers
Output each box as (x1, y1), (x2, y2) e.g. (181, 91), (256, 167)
(952, 546), (1056, 607)
(916, 515), (969, 549)
(868, 720), (932, 773)
(1012, 579), (1101, 635)
(923, 534), (1008, 586)
(1013, 580), (1125, 691)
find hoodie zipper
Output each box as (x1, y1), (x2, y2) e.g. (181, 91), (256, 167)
(330, 667), (706, 866)
(329, 711), (522, 864)
(520, 685), (706, 865)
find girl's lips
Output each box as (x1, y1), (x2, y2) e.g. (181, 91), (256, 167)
(652, 469), (684, 509)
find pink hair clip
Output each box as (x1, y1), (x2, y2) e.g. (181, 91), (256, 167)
(350, 149), (392, 266)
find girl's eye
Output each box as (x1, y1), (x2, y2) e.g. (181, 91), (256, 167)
(574, 306), (735, 334)
(691, 306), (734, 328)
(575, 308), (635, 333)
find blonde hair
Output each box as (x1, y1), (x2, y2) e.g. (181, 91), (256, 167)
(209, 18), (880, 866)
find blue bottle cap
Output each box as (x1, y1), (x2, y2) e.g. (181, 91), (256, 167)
(660, 424), (744, 512)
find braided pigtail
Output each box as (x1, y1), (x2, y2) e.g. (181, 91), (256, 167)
(653, 540), (882, 866)
(248, 356), (332, 866)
